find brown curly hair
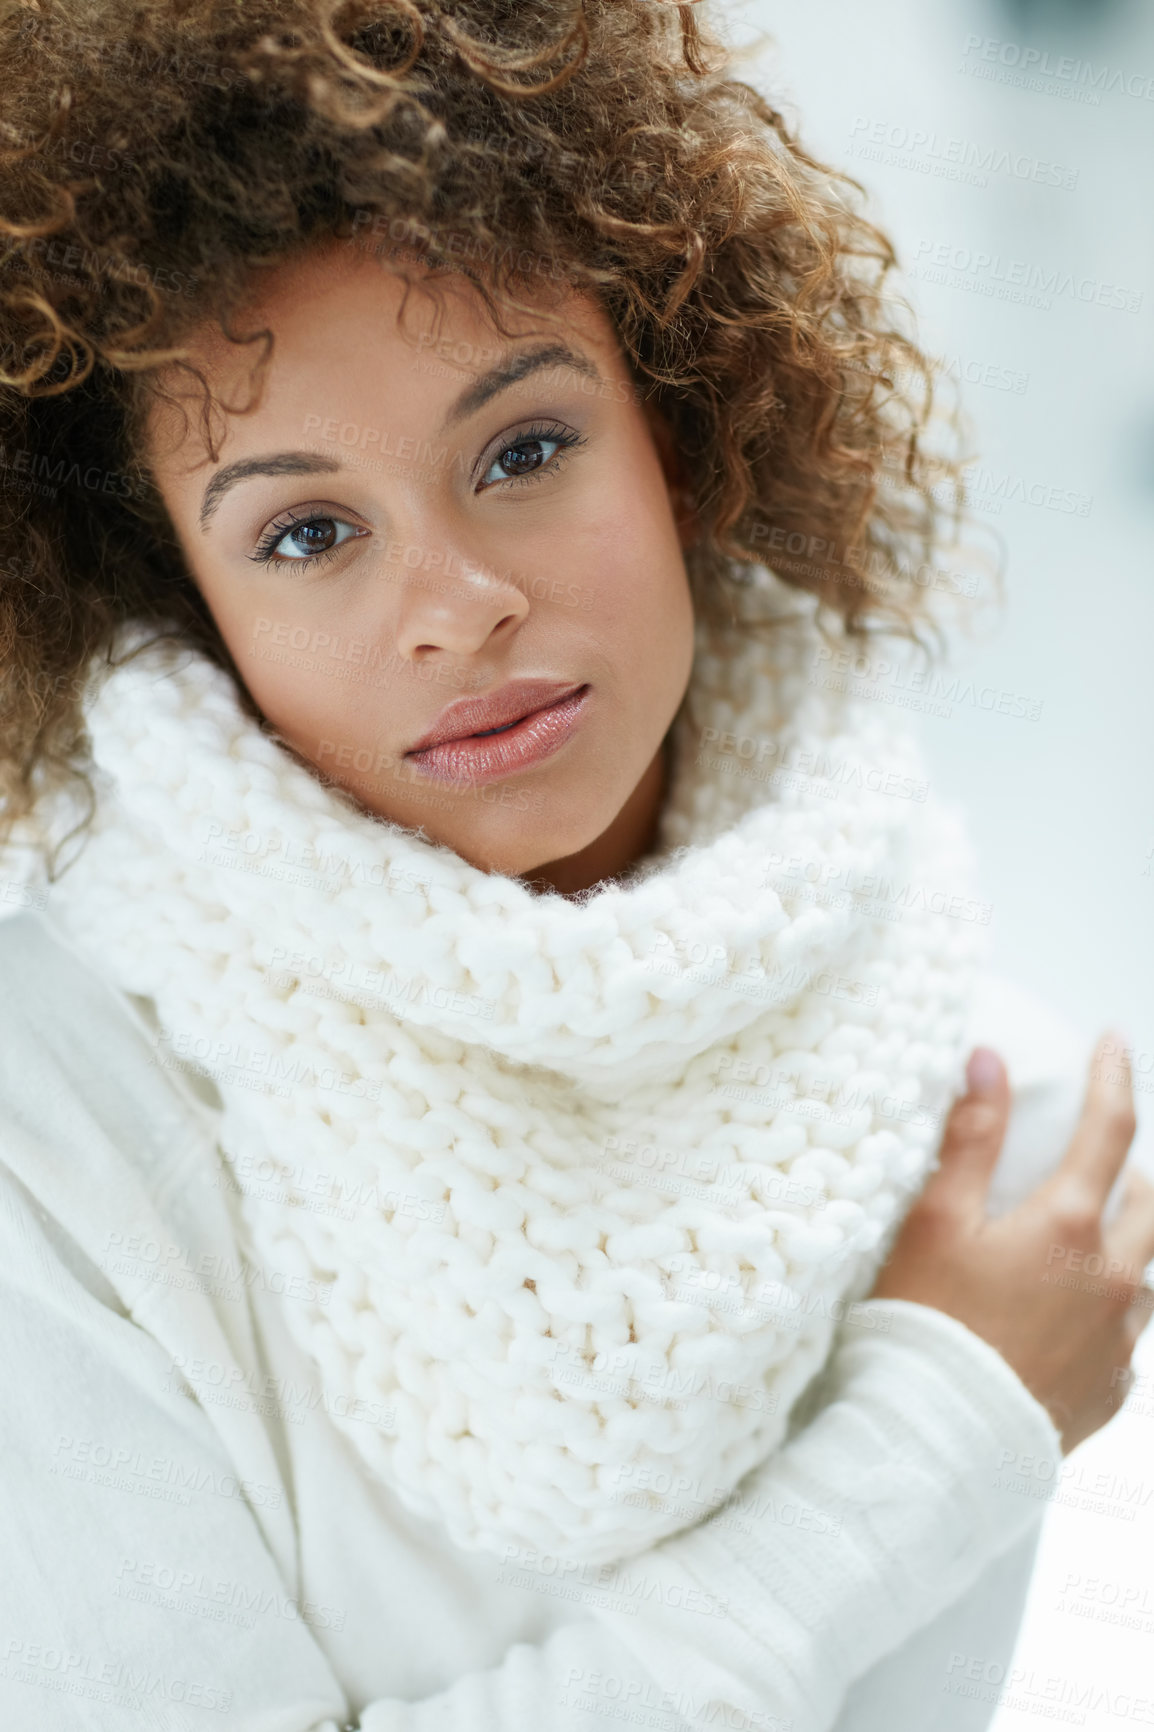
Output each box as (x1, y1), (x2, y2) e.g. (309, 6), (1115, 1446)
(0, 0), (990, 851)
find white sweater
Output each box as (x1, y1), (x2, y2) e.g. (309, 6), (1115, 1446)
(4, 906), (1138, 1732)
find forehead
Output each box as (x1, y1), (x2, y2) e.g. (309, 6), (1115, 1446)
(144, 242), (618, 467)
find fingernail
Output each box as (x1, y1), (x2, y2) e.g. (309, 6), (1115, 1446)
(966, 1047), (1002, 1095)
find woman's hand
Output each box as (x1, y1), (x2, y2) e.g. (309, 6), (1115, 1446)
(870, 1032), (1154, 1453)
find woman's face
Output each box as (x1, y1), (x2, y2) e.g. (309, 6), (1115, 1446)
(145, 242), (697, 884)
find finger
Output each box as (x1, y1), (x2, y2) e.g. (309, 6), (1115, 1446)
(1104, 1169), (1154, 1285)
(1040, 1030), (1137, 1216)
(918, 1047), (1011, 1221)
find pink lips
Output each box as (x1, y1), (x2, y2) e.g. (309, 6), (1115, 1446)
(404, 682), (592, 786)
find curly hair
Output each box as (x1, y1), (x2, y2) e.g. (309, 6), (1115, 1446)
(0, 0), (989, 851)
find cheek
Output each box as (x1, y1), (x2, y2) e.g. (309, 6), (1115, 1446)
(239, 637), (384, 769)
(195, 565), (395, 738)
(252, 664), (341, 753)
(572, 468), (688, 629)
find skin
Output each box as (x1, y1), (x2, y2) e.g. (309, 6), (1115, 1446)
(144, 241), (699, 897)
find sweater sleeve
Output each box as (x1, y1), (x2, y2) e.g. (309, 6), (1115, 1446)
(0, 1132), (1059, 1732)
(360, 1301), (1061, 1732)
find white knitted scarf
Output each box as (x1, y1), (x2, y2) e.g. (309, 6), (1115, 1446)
(5, 566), (989, 1563)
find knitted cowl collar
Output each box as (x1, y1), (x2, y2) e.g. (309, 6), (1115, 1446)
(6, 565), (989, 1563)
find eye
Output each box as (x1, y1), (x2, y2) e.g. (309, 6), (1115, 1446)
(478, 421), (585, 491)
(250, 512), (365, 568)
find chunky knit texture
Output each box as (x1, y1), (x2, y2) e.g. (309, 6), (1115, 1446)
(4, 566), (990, 1563)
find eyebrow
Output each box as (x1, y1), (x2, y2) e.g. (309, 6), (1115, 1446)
(197, 341), (602, 530)
(199, 452), (342, 531)
(436, 341), (602, 431)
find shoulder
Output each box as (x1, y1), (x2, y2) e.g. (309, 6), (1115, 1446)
(0, 906), (141, 1065)
(0, 908), (210, 1140)
(0, 911), (221, 1261)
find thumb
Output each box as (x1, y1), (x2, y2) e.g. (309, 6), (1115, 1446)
(918, 1047), (1012, 1221)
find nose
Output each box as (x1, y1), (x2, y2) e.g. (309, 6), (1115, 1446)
(390, 543), (531, 664)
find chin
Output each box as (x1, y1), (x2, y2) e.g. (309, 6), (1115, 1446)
(464, 813), (612, 881)
(478, 834), (592, 880)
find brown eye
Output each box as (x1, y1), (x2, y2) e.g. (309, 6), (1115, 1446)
(283, 518), (338, 555)
(477, 422), (584, 492)
(496, 439), (549, 478)
(252, 513), (364, 566)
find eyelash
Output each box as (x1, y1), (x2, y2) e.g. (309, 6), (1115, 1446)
(477, 419), (586, 492)
(248, 513), (357, 569)
(247, 420), (586, 571)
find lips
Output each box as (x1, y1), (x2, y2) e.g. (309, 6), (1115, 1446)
(406, 680), (587, 755)
(403, 683), (593, 787)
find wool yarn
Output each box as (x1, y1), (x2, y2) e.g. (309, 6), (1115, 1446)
(3, 566), (989, 1563)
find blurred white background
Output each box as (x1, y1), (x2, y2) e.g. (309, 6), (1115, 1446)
(724, 0), (1154, 1724)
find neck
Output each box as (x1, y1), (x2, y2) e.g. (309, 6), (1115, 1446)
(518, 735), (671, 900)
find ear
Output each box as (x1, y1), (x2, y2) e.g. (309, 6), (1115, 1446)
(641, 396), (700, 552)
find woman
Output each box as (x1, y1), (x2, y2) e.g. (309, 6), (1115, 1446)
(1, 1), (1152, 1727)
